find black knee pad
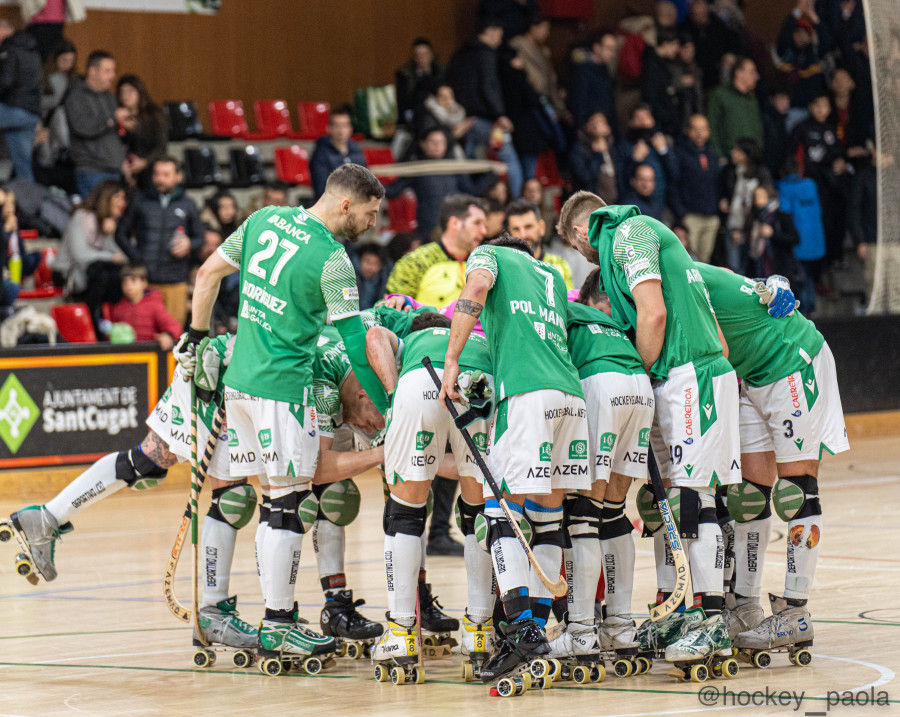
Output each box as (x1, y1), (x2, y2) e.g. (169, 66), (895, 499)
(715, 485), (731, 528)
(258, 496), (271, 524)
(116, 447), (167, 490)
(564, 494), (602, 541)
(454, 495), (482, 536)
(269, 489), (317, 534)
(207, 481), (256, 529)
(383, 496), (427, 537)
(774, 474), (821, 521)
(599, 500), (634, 540)
(667, 487), (716, 539)
(526, 504), (565, 550)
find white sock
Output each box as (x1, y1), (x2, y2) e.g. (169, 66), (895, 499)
(385, 531), (421, 626)
(601, 532), (635, 618)
(687, 521), (725, 596)
(420, 530), (427, 571)
(784, 515), (821, 599)
(45, 453), (126, 524)
(465, 534), (494, 623)
(567, 538), (602, 623)
(486, 502), (530, 596)
(653, 529), (676, 593)
(200, 514), (236, 608)
(263, 486), (303, 611)
(733, 516), (771, 598)
(313, 519), (345, 580)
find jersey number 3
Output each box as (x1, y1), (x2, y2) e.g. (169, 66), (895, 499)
(248, 229), (299, 287)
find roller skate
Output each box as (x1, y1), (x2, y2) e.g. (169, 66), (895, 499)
(635, 605), (705, 672)
(192, 596), (258, 669)
(734, 594), (814, 669)
(0, 506), (72, 584)
(599, 615), (649, 677)
(418, 582), (458, 657)
(546, 618), (606, 684)
(320, 589), (384, 660)
(460, 613), (495, 682)
(370, 616), (425, 685)
(665, 612), (739, 683)
(257, 605), (337, 677)
(722, 594), (765, 640)
(482, 618), (552, 696)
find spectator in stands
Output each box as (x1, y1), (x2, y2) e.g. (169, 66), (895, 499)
(40, 38), (75, 117)
(396, 37), (443, 129)
(506, 198), (573, 288)
(0, 187), (24, 308)
(244, 180), (290, 215)
(656, 1), (679, 31)
(612, 104), (674, 208)
(116, 74), (167, 193)
(762, 90), (791, 175)
(707, 57), (764, 157)
(0, 19), (42, 182)
(109, 263), (182, 349)
(720, 137), (771, 274)
(309, 104), (366, 201)
(509, 14), (566, 117)
(674, 35), (703, 128)
(521, 177), (542, 205)
(672, 222), (695, 257)
(622, 164), (666, 221)
(414, 84), (471, 160)
(54, 179), (126, 325)
(641, 28), (682, 137)
(569, 30), (618, 134)
(21, 0), (85, 61)
(350, 243), (389, 310)
(114, 156), (202, 326)
(831, 67), (872, 156)
(775, 0), (830, 108)
(386, 231), (421, 263)
(847, 150), (877, 304)
(679, 0), (737, 90)
(477, 0), (538, 41)
(778, 156), (825, 313)
(65, 49), (125, 198)
(747, 183), (800, 281)
(499, 45), (550, 180)
(445, 16), (523, 195)
(569, 111), (617, 201)
(483, 197), (506, 240)
(200, 189), (240, 239)
(671, 114), (720, 263)
(484, 175), (511, 207)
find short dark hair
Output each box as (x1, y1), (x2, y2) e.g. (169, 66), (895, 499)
(588, 29), (616, 48)
(330, 103), (354, 120)
(731, 56), (754, 83)
(484, 198), (505, 215)
(630, 103), (654, 120)
(486, 233), (534, 256)
(477, 16), (503, 34)
(121, 263), (148, 282)
(656, 28), (680, 46)
(325, 163), (385, 201)
(577, 268), (608, 306)
(153, 155), (181, 171)
(265, 180), (291, 193)
(86, 50), (114, 69)
(412, 36), (432, 48)
(505, 198), (542, 222)
(356, 242), (383, 260)
(386, 232), (420, 262)
(439, 194), (486, 231)
(410, 311), (451, 332)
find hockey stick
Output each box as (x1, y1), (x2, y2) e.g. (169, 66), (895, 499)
(646, 450), (692, 621)
(163, 403), (225, 623)
(421, 357), (568, 598)
(189, 382), (208, 645)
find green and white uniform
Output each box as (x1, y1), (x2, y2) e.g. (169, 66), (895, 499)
(218, 206), (361, 481)
(588, 206), (740, 488)
(466, 244), (589, 495)
(696, 264), (848, 462)
(146, 334), (233, 480)
(386, 327), (493, 485)
(567, 301), (654, 482)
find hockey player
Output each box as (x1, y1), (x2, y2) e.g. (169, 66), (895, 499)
(441, 234), (590, 683)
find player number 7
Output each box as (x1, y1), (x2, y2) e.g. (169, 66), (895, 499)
(534, 265), (555, 307)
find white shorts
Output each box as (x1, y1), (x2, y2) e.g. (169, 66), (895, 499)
(739, 342), (849, 462)
(224, 389), (318, 483)
(145, 367), (230, 480)
(384, 366), (490, 485)
(582, 371), (655, 483)
(487, 389), (590, 496)
(650, 359), (741, 488)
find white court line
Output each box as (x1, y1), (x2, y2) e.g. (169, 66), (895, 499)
(0, 648), (191, 670)
(822, 475), (899, 488)
(766, 561), (900, 573)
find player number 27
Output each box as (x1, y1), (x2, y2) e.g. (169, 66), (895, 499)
(534, 265), (555, 307)
(248, 229), (299, 286)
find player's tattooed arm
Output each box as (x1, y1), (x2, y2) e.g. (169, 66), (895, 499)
(456, 299), (483, 318)
(140, 430), (180, 469)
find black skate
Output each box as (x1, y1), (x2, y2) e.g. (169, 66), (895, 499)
(481, 618), (553, 695)
(418, 582), (458, 656)
(320, 589), (384, 660)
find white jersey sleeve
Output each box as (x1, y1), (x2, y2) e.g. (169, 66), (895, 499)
(321, 248), (361, 321)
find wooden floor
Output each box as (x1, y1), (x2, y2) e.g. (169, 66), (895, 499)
(1, 435), (899, 717)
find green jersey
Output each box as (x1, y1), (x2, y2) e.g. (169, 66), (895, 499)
(219, 206), (360, 404)
(362, 304), (438, 339)
(312, 326), (352, 436)
(400, 327), (492, 379)
(466, 245), (582, 400)
(588, 205), (722, 381)
(696, 264), (824, 387)
(566, 302), (645, 379)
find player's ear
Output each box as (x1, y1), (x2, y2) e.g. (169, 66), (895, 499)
(340, 198), (352, 215)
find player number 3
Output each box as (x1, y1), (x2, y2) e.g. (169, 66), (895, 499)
(248, 229), (299, 287)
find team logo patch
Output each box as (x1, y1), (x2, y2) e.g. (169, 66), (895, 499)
(258, 429), (272, 448)
(638, 428), (650, 447)
(415, 431), (434, 450)
(533, 322), (546, 339)
(342, 287), (359, 302)
(172, 406), (183, 426)
(472, 432), (488, 452)
(227, 428), (239, 447)
(684, 464), (694, 477)
(599, 432), (617, 452)
(539, 442), (553, 462)
(568, 440), (588, 459)
(793, 438), (805, 451)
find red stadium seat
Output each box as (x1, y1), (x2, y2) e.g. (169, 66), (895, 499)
(535, 150), (564, 188)
(363, 147), (395, 183)
(208, 100), (273, 140)
(254, 100), (302, 139)
(387, 191), (417, 233)
(18, 248), (62, 300)
(273, 146), (312, 186)
(296, 101), (330, 140)
(50, 303), (97, 343)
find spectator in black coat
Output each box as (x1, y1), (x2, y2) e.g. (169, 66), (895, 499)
(640, 29), (682, 137)
(775, 7), (828, 108)
(116, 74), (167, 193)
(499, 46), (548, 181)
(679, 0), (738, 90)
(747, 184), (800, 281)
(568, 30), (618, 134)
(762, 91), (791, 176)
(671, 114), (720, 262)
(309, 104), (367, 201)
(395, 38), (443, 128)
(621, 164), (666, 221)
(569, 111), (617, 201)
(611, 104), (675, 208)
(831, 67), (873, 157)
(477, 0), (538, 41)
(0, 20), (42, 181)
(114, 156), (202, 326)
(847, 152), (876, 302)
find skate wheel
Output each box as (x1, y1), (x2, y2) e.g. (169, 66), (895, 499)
(514, 677), (526, 696)
(539, 675), (552, 690)
(591, 664), (606, 683)
(15, 554), (32, 578)
(689, 664), (708, 682)
(752, 651), (772, 669)
(529, 658), (549, 678)
(521, 672), (532, 690)
(614, 658), (634, 678)
(390, 666), (405, 685)
(347, 642), (362, 660)
(439, 636), (458, 647)
(572, 665), (589, 684)
(462, 661), (474, 682)
(0, 525), (12, 542)
(261, 658), (282, 676)
(303, 657), (323, 675)
(374, 664), (389, 682)
(413, 666), (425, 684)
(792, 649), (812, 667)
(423, 635), (438, 646)
(497, 677), (516, 697)
(721, 658), (739, 678)
(192, 650), (211, 668)
(548, 658), (562, 680)
(335, 642), (347, 657)
(636, 656), (652, 675)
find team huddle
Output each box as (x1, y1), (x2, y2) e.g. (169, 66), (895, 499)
(1, 164), (848, 694)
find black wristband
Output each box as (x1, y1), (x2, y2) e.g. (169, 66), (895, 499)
(187, 326), (207, 344)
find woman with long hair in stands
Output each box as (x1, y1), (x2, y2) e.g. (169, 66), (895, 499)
(116, 74), (168, 192)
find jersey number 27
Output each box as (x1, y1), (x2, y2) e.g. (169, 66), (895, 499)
(248, 229), (299, 287)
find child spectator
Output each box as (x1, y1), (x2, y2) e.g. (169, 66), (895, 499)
(350, 243), (390, 310)
(108, 263), (182, 350)
(778, 157), (825, 313)
(747, 184), (800, 281)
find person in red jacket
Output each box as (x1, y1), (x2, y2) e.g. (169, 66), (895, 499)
(109, 263), (182, 349)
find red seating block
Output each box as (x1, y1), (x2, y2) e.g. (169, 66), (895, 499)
(273, 146), (312, 186)
(50, 303), (97, 343)
(208, 100), (273, 140)
(254, 100), (302, 139)
(296, 101), (330, 140)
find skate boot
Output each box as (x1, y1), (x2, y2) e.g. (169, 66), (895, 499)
(722, 596), (765, 640)
(371, 615), (425, 685)
(192, 596), (258, 669)
(460, 613), (494, 682)
(600, 615), (648, 677)
(320, 589), (384, 660)
(665, 612), (738, 682)
(257, 608), (337, 677)
(636, 605), (705, 659)
(734, 594), (813, 669)
(481, 618), (551, 696)
(418, 582), (459, 654)
(1, 506), (73, 583)
(547, 619), (606, 684)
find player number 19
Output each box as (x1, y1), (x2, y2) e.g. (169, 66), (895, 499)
(248, 229), (299, 287)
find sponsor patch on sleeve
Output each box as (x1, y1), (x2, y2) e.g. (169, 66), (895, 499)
(343, 287), (359, 301)
(624, 258), (651, 278)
